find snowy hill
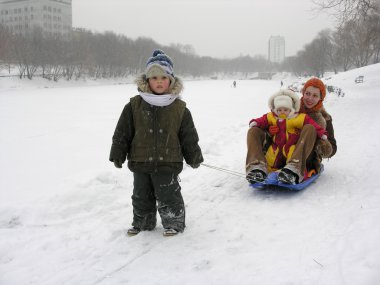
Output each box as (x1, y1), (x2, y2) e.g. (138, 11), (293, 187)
(1, 64), (380, 285)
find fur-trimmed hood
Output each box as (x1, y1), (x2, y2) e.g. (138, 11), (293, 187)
(308, 107), (331, 129)
(268, 89), (300, 118)
(320, 107), (331, 121)
(134, 74), (184, 96)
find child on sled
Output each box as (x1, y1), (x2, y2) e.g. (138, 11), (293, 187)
(246, 89), (328, 184)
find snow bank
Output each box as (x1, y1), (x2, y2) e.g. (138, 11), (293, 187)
(0, 64), (379, 285)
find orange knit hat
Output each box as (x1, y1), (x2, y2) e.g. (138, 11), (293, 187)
(300, 78), (326, 112)
(302, 78), (326, 100)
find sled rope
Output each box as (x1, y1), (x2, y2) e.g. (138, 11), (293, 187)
(201, 163), (247, 178)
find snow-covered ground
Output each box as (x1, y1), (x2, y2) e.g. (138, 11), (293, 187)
(1, 64), (380, 285)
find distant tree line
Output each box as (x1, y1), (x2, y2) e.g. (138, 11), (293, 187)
(0, 0), (379, 80)
(0, 26), (272, 81)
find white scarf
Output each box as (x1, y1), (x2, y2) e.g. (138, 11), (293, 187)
(139, 92), (179, 107)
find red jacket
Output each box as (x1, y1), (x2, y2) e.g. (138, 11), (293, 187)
(250, 112), (327, 170)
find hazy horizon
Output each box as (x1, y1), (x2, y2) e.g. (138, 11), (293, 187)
(72, 0), (336, 59)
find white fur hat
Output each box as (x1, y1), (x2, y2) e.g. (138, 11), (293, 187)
(268, 89), (300, 118)
(274, 95), (293, 111)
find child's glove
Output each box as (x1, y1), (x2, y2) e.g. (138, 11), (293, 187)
(113, 160), (123, 168)
(249, 121), (257, 128)
(190, 163), (200, 169)
(269, 125), (279, 135)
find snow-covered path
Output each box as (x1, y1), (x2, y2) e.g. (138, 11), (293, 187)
(1, 64), (380, 285)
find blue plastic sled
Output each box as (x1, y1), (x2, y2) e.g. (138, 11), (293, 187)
(250, 165), (324, 191)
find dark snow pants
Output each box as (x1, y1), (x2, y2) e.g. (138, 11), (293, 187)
(131, 172), (185, 232)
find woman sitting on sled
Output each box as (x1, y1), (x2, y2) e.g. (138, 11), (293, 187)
(246, 78), (337, 185)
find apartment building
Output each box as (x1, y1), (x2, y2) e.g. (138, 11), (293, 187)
(0, 0), (72, 38)
(268, 36), (285, 63)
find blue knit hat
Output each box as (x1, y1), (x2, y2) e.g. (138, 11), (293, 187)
(145, 49), (175, 80)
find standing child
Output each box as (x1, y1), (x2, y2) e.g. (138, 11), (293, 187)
(247, 89), (328, 183)
(109, 49), (203, 236)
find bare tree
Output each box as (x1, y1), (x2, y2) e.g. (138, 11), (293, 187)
(317, 29), (342, 73)
(70, 29), (95, 79)
(313, 0), (380, 24)
(332, 25), (354, 71)
(300, 31), (332, 77)
(12, 35), (39, 79)
(373, 29), (380, 62)
(368, 12), (380, 63)
(170, 43), (196, 55)
(0, 25), (14, 74)
(339, 13), (380, 67)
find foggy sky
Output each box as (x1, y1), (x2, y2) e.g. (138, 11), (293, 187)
(72, 0), (336, 58)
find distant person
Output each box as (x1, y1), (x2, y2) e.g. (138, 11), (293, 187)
(109, 49), (204, 236)
(233, 80), (237, 88)
(246, 78), (337, 184)
(246, 89), (328, 183)
(280, 80), (283, 87)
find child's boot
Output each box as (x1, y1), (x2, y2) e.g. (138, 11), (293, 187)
(163, 228), (178, 237)
(127, 227), (141, 236)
